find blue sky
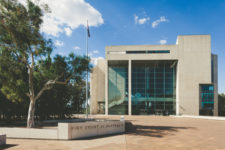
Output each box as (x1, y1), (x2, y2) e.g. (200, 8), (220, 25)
(32, 0), (225, 93)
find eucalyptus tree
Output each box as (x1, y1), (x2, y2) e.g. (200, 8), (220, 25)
(0, 0), (90, 128)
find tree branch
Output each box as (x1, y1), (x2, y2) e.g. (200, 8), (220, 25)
(55, 74), (72, 85)
(33, 74), (72, 102)
(26, 93), (30, 97)
(34, 76), (58, 102)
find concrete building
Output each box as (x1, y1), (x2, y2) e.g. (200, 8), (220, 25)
(90, 35), (218, 116)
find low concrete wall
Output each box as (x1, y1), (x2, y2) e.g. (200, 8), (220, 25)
(0, 134), (6, 146)
(0, 128), (58, 140)
(0, 120), (125, 140)
(58, 120), (125, 140)
(174, 115), (225, 121)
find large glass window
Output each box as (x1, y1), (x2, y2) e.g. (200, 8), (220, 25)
(200, 84), (214, 116)
(132, 60), (177, 115)
(126, 50), (170, 54)
(108, 61), (128, 114)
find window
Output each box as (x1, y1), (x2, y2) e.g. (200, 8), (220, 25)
(126, 50), (170, 54)
(200, 84), (214, 116)
(131, 60), (177, 115)
(108, 61), (128, 115)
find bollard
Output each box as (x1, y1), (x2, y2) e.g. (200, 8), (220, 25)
(0, 134), (6, 146)
(120, 116), (125, 121)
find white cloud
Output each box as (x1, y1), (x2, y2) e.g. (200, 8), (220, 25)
(92, 50), (99, 54)
(160, 40), (167, 45)
(58, 52), (64, 56)
(88, 53), (92, 57)
(134, 15), (139, 24)
(41, 15), (63, 37)
(152, 16), (168, 28)
(64, 27), (72, 36)
(91, 56), (104, 65)
(17, 0), (27, 7)
(134, 14), (150, 25)
(138, 18), (149, 24)
(88, 51), (103, 65)
(73, 46), (81, 51)
(55, 40), (64, 47)
(18, 0), (104, 37)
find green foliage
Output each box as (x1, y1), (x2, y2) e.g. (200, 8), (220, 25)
(0, 0), (52, 102)
(0, 53), (91, 120)
(34, 54), (91, 119)
(0, 83), (29, 120)
(0, 54), (28, 102)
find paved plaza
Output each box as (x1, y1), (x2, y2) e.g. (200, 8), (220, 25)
(2, 115), (225, 150)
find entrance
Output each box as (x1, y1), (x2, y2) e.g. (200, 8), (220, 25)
(131, 60), (177, 115)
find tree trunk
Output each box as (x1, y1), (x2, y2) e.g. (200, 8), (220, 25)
(25, 52), (67, 128)
(27, 98), (36, 128)
(27, 53), (36, 128)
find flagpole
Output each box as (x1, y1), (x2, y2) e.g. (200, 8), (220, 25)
(86, 20), (89, 119)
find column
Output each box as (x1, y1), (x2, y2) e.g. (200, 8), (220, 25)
(128, 60), (132, 115)
(212, 54), (218, 116)
(176, 61), (179, 115)
(105, 60), (108, 115)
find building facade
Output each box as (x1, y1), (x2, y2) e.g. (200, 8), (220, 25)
(90, 35), (218, 116)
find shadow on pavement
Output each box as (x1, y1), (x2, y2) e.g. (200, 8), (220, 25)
(0, 144), (18, 150)
(125, 122), (194, 138)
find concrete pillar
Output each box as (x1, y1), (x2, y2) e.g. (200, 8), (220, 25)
(176, 61), (180, 115)
(105, 60), (108, 115)
(212, 54), (218, 116)
(128, 60), (132, 115)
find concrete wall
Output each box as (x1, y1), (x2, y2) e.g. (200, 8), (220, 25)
(177, 35), (211, 115)
(0, 121), (125, 140)
(90, 59), (106, 114)
(0, 128), (58, 139)
(91, 35), (217, 116)
(58, 121), (125, 140)
(212, 54), (218, 116)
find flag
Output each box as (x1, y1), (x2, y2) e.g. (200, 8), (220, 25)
(87, 21), (90, 38)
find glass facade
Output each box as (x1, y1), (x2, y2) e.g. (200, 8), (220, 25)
(108, 61), (128, 114)
(108, 60), (177, 115)
(131, 61), (177, 115)
(200, 84), (214, 115)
